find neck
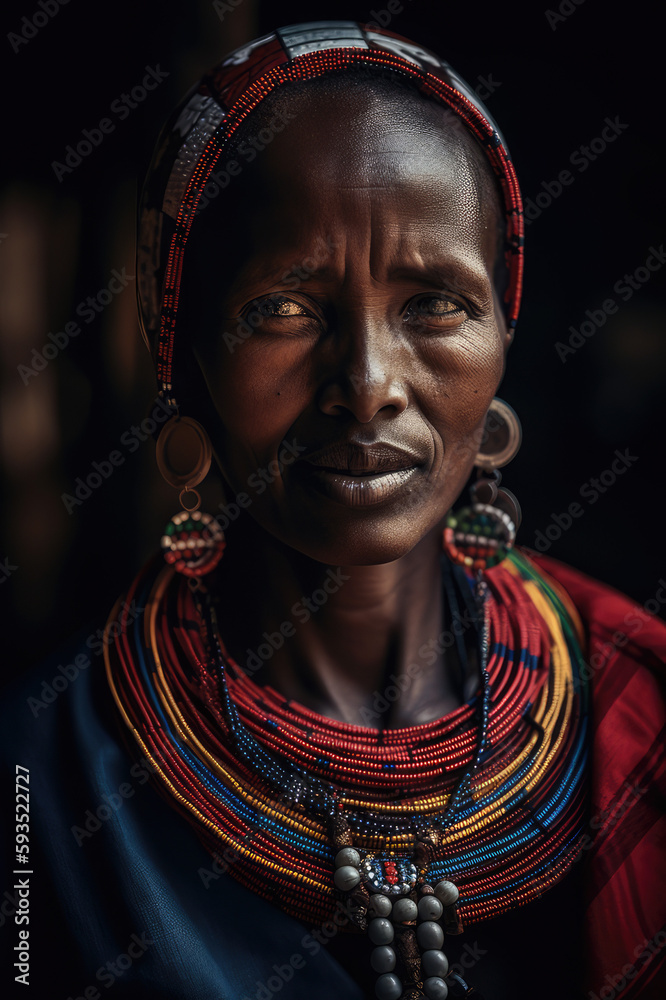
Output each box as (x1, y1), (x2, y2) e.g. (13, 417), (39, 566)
(214, 513), (474, 728)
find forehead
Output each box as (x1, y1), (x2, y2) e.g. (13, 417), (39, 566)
(190, 80), (502, 283)
(251, 82), (490, 192)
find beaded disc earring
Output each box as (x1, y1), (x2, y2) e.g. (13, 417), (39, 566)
(443, 398), (522, 571)
(155, 414), (225, 578)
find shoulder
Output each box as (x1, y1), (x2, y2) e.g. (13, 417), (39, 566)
(521, 555), (666, 997)
(520, 549), (666, 844)
(523, 549), (666, 670)
(0, 623), (107, 761)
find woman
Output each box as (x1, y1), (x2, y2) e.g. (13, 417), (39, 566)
(2, 21), (665, 1000)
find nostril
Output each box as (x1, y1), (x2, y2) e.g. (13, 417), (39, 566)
(318, 372), (409, 422)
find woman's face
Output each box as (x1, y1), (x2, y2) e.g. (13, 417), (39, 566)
(190, 83), (510, 565)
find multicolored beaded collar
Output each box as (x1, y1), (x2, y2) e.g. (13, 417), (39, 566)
(105, 548), (589, 996)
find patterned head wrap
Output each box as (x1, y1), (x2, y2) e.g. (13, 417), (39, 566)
(137, 20), (524, 405)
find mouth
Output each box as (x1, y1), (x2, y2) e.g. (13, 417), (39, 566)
(305, 465), (423, 506)
(296, 441), (427, 507)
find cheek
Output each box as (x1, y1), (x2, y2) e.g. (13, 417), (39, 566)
(194, 336), (313, 467)
(419, 322), (505, 440)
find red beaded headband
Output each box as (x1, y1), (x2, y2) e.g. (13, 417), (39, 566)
(136, 22), (524, 404)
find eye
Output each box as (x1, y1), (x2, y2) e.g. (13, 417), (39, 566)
(252, 295), (310, 318)
(404, 295), (467, 326)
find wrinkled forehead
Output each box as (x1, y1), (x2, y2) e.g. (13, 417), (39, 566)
(228, 73), (500, 199)
(186, 80), (502, 283)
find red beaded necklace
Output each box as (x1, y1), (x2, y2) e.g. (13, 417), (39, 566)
(105, 549), (589, 949)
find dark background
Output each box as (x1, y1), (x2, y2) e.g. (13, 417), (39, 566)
(1, 0), (665, 684)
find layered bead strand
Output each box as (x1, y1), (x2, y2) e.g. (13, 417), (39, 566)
(104, 548), (589, 943)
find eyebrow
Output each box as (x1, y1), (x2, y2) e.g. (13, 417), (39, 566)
(386, 259), (490, 290)
(226, 251), (492, 304)
(225, 256), (339, 300)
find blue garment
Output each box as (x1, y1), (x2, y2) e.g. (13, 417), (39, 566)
(0, 631), (366, 1000)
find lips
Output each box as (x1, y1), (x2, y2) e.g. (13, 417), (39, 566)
(302, 441), (426, 475)
(295, 439), (428, 507)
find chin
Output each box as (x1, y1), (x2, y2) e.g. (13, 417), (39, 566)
(279, 516), (436, 568)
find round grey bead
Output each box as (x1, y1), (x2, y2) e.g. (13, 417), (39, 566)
(368, 894), (392, 918)
(418, 896), (444, 921)
(421, 950), (449, 979)
(416, 920), (445, 950)
(370, 945), (397, 973)
(333, 865), (360, 891)
(368, 918), (395, 945)
(423, 977), (449, 999)
(374, 972), (402, 999)
(391, 897), (418, 923)
(335, 847), (361, 869)
(433, 880), (459, 906)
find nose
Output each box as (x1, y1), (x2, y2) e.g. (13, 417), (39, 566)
(317, 310), (409, 423)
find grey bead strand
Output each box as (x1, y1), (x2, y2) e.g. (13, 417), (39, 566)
(391, 897), (418, 923)
(367, 894), (392, 918)
(433, 880), (459, 906)
(423, 976), (449, 999)
(421, 949), (449, 978)
(335, 847), (361, 868)
(417, 896), (443, 921)
(374, 972), (403, 999)
(333, 865), (361, 891)
(416, 920), (444, 950)
(368, 918), (395, 945)
(370, 946), (397, 973)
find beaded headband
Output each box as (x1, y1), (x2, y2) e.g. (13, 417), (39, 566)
(137, 20), (525, 405)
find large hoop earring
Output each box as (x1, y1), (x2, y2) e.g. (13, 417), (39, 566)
(156, 415), (225, 578)
(443, 398), (522, 571)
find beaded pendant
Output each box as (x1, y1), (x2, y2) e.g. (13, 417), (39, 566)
(442, 504), (515, 571)
(360, 855), (419, 896)
(161, 510), (225, 577)
(332, 836), (464, 999)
